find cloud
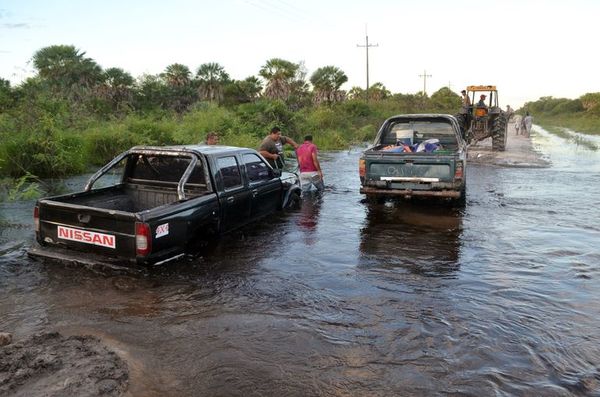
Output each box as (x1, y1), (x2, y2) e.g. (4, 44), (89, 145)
(1, 23), (30, 29)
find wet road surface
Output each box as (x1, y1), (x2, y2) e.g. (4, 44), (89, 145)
(1, 126), (600, 396)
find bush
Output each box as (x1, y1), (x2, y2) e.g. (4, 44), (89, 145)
(235, 99), (297, 138)
(126, 117), (176, 146)
(0, 130), (86, 178)
(83, 128), (139, 166)
(175, 104), (236, 144)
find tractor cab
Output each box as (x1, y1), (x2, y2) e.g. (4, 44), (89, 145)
(456, 85), (508, 151)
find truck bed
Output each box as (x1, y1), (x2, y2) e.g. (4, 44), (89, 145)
(52, 183), (209, 213)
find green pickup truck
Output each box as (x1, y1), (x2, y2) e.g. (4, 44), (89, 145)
(359, 114), (467, 203)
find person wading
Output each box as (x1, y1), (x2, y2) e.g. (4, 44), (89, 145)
(296, 134), (324, 194)
(258, 126), (298, 169)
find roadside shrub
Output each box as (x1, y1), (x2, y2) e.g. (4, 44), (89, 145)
(550, 99), (584, 115)
(84, 128), (138, 166)
(220, 131), (260, 149)
(0, 130), (86, 178)
(315, 129), (348, 150)
(301, 107), (349, 132)
(5, 173), (43, 201)
(175, 104), (236, 144)
(126, 118), (176, 146)
(580, 93), (600, 111)
(339, 100), (373, 118)
(235, 99), (297, 138)
(354, 124), (378, 144)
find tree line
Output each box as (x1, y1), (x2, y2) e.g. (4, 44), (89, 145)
(2, 45), (597, 200)
(0, 44), (467, 183)
(522, 94), (600, 135)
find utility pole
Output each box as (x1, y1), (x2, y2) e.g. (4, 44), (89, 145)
(357, 25), (378, 101)
(418, 70), (432, 96)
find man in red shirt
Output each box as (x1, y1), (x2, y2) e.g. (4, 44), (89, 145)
(296, 134), (324, 193)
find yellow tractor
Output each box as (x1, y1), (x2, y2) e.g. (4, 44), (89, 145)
(456, 85), (508, 151)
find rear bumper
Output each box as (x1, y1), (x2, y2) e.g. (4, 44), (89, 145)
(360, 186), (462, 199)
(28, 242), (143, 273)
(28, 243), (186, 270)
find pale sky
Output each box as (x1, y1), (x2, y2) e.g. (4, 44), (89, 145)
(1, 0), (598, 108)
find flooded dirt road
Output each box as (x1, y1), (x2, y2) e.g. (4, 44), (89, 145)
(1, 126), (600, 396)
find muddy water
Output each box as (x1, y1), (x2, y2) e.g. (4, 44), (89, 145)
(1, 126), (600, 396)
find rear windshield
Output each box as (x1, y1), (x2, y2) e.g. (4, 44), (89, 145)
(128, 154), (206, 185)
(381, 120), (457, 145)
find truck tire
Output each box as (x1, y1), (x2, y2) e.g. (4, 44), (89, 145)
(491, 114), (508, 151)
(456, 185), (466, 207)
(285, 191), (301, 210)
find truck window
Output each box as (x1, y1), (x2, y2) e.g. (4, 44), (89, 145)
(129, 155), (204, 185)
(217, 156), (242, 190)
(242, 153), (271, 183)
(383, 121), (457, 144)
(94, 157), (127, 188)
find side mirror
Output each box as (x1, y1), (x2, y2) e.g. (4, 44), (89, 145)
(272, 169), (282, 178)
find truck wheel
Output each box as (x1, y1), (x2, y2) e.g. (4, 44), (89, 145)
(456, 186), (467, 207)
(366, 195), (385, 205)
(491, 114), (508, 151)
(285, 191), (301, 210)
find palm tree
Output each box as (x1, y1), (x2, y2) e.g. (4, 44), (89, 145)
(161, 63), (192, 87)
(347, 86), (365, 100)
(32, 45), (103, 95)
(135, 74), (168, 111)
(97, 67), (134, 112)
(368, 82), (390, 101)
(160, 64), (195, 113)
(310, 66), (348, 105)
(259, 58), (299, 101)
(196, 62), (230, 102)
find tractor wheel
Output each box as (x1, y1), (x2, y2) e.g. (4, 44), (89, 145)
(491, 114), (508, 151)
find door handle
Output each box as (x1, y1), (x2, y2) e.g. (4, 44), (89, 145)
(226, 196), (234, 203)
(251, 189), (258, 198)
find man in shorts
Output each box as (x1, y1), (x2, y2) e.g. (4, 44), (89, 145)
(296, 134), (324, 193)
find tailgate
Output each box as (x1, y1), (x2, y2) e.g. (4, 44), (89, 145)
(363, 153), (461, 193)
(37, 200), (136, 258)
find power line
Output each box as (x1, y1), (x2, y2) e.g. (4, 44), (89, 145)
(356, 25), (378, 101)
(418, 69), (432, 96)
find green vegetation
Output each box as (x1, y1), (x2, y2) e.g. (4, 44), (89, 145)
(521, 95), (600, 135)
(0, 44), (464, 191)
(2, 45), (598, 195)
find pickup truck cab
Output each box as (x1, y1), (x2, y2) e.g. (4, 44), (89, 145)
(359, 114), (467, 202)
(29, 145), (301, 267)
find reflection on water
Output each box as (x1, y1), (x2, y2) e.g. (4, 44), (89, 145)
(359, 201), (462, 276)
(296, 194), (322, 246)
(1, 134), (600, 395)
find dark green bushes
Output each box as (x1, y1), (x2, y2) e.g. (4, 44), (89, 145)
(0, 130), (86, 178)
(522, 94), (600, 135)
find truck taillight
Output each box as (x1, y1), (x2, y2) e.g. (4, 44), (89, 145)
(359, 158), (366, 177)
(135, 222), (152, 256)
(34, 206), (39, 232)
(454, 162), (464, 180)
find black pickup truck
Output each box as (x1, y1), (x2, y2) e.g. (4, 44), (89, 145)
(359, 114), (467, 202)
(28, 145), (301, 266)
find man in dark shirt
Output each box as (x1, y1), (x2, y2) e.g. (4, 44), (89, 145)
(258, 126), (298, 168)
